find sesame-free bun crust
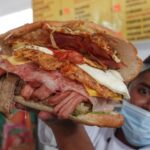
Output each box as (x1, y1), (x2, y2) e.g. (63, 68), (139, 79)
(71, 113), (124, 128)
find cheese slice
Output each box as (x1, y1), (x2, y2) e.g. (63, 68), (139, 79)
(84, 85), (122, 101)
(78, 64), (130, 99)
(1, 55), (30, 65)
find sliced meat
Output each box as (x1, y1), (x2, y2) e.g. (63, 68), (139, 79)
(58, 94), (87, 119)
(31, 85), (52, 100)
(54, 92), (78, 114)
(47, 91), (71, 106)
(27, 80), (42, 88)
(0, 60), (59, 92)
(0, 60), (90, 99)
(53, 32), (111, 58)
(21, 84), (34, 100)
(53, 49), (84, 64)
(53, 32), (121, 69)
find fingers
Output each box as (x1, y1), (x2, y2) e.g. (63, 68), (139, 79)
(38, 111), (55, 121)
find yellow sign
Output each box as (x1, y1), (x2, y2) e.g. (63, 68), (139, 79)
(32, 0), (150, 41)
(33, 0), (61, 21)
(125, 0), (150, 41)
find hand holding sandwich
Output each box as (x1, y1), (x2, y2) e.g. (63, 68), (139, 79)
(39, 110), (95, 150)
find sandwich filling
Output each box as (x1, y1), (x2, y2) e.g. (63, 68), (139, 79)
(0, 21), (130, 118)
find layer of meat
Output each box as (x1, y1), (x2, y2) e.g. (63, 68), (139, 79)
(0, 60), (119, 118)
(13, 50), (122, 100)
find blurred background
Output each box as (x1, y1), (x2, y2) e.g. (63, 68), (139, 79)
(0, 0), (149, 149)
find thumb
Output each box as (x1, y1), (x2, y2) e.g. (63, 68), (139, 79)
(38, 111), (55, 121)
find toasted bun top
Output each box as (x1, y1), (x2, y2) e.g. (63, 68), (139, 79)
(0, 20), (142, 82)
(58, 20), (143, 83)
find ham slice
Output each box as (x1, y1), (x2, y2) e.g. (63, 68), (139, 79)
(21, 84), (34, 100)
(31, 85), (52, 100)
(0, 58), (119, 118)
(0, 58), (89, 98)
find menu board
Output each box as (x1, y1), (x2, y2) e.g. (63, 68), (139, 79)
(112, 0), (126, 37)
(32, 0), (150, 41)
(32, 0), (61, 21)
(33, 0), (112, 24)
(61, 0), (74, 21)
(125, 0), (150, 41)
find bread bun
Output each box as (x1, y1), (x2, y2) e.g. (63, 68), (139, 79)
(0, 20), (142, 127)
(70, 113), (124, 128)
(14, 96), (124, 127)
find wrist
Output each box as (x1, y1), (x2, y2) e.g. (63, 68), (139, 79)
(48, 119), (81, 136)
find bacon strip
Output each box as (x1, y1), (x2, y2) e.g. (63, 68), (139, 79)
(0, 59), (90, 99)
(53, 49), (84, 64)
(53, 32), (122, 69)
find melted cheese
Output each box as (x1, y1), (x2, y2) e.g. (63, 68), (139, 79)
(78, 64), (130, 99)
(1, 55), (30, 65)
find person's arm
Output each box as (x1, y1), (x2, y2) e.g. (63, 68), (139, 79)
(39, 112), (95, 150)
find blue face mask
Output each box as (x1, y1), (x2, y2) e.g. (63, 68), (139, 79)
(121, 100), (150, 148)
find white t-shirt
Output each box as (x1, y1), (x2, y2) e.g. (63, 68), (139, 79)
(38, 119), (150, 150)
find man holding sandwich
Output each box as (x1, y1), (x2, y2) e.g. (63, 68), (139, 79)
(39, 56), (150, 150)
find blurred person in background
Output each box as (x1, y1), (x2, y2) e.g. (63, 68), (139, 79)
(38, 55), (150, 150)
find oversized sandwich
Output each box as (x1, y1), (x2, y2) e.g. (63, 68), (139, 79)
(0, 20), (142, 127)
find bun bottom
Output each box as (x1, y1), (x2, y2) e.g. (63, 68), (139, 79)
(14, 96), (124, 128)
(70, 113), (124, 128)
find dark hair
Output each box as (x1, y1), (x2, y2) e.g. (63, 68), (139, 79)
(138, 68), (150, 78)
(144, 55), (150, 64)
(138, 55), (150, 78)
